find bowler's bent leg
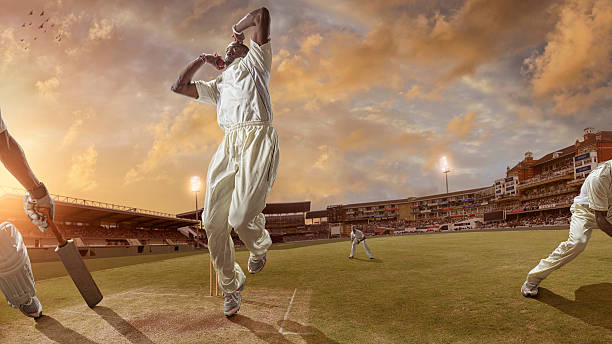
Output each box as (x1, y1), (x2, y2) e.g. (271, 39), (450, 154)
(229, 124), (278, 260)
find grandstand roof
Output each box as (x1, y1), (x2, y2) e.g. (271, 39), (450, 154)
(412, 186), (493, 202)
(0, 193), (197, 230)
(263, 201), (310, 214)
(306, 210), (328, 219)
(334, 198), (415, 209)
(531, 145), (575, 166)
(177, 201), (311, 219)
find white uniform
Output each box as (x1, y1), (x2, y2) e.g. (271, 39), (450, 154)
(526, 160), (612, 285)
(350, 228), (373, 259)
(195, 40), (279, 293)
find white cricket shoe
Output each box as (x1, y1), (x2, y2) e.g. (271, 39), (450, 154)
(521, 281), (539, 297)
(18, 296), (42, 318)
(248, 253), (266, 274)
(224, 280), (244, 317)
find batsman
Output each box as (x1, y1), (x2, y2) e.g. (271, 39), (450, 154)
(0, 108), (55, 318)
(171, 7), (278, 316)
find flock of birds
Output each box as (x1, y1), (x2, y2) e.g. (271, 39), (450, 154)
(19, 10), (62, 50)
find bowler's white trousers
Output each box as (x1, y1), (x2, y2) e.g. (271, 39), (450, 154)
(203, 121), (279, 293)
(526, 203), (612, 285)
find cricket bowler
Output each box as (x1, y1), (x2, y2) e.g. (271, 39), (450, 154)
(521, 159), (612, 297)
(349, 226), (374, 259)
(171, 7), (278, 316)
(0, 108), (55, 318)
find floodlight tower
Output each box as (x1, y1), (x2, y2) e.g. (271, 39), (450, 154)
(190, 176), (202, 237)
(441, 156), (450, 194)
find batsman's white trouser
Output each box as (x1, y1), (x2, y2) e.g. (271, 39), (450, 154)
(350, 239), (373, 259)
(0, 222), (36, 307)
(526, 204), (610, 285)
(203, 121), (279, 293)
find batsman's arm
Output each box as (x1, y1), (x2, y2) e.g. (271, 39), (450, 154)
(595, 211), (612, 237)
(233, 7), (270, 46)
(0, 130), (41, 191)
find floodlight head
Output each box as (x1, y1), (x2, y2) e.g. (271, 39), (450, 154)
(190, 176), (202, 192)
(440, 156), (449, 172)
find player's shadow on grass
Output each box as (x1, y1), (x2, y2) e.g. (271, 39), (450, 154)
(35, 315), (100, 344)
(229, 314), (338, 344)
(350, 257), (383, 263)
(537, 283), (612, 330)
(93, 306), (154, 344)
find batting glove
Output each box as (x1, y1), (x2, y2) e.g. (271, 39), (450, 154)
(24, 183), (55, 232)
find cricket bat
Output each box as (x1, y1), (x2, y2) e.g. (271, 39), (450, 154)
(43, 209), (103, 308)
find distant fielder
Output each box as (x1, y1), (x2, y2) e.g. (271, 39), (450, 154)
(171, 7), (278, 316)
(522, 159), (612, 297)
(0, 108), (55, 318)
(349, 226), (374, 259)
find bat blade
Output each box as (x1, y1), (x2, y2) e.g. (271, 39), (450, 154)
(55, 239), (103, 307)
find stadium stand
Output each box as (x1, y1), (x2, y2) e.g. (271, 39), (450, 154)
(0, 193), (198, 252)
(177, 201), (318, 244)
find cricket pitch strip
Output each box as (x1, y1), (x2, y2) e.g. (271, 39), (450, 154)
(0, 287), (335, 344)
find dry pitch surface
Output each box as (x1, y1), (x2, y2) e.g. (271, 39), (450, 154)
(2, 230), (612, 343)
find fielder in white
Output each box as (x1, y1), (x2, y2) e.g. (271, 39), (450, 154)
(0, 108), (56, 318)
(349, 226), (374, 259)
(521, 159), (612, 297)
(172, 7), (277, 316)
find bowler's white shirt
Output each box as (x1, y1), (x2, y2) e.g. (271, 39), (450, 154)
(574, 159), (612, 213)
(195, 40), (273, 131)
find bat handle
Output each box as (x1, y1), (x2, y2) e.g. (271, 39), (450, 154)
(40, 208), (67, 247)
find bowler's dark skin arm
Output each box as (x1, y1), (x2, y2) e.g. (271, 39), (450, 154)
(171, 58), (205, 99)
(595, 211), (612, 237)
(233, 7), (270, 46)
(171, 54), (224, 99)
(0, 130), (41, 190)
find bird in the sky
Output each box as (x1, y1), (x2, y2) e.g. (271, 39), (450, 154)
(38, 23), (44, 29)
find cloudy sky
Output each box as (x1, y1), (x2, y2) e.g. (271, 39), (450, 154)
(0, 0), (610, 213)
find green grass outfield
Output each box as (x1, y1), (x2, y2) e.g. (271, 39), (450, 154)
(2, 229), (612, 343)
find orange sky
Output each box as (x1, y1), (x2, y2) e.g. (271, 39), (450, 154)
(0, 0), (610, 214)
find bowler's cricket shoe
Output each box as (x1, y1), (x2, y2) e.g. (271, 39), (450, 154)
(224, 280), (244, 317)
(521, 282), (539, 297)
(248, 253), (266, 274)
(19, 296), (42, 318)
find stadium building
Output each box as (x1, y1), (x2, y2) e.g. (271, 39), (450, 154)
(408, 186), (495, 229)
(489, 127), (612, 225)
(327, 198), (414, 237)
(0, 192), (199, 262)
(178, 201), (326, 243)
